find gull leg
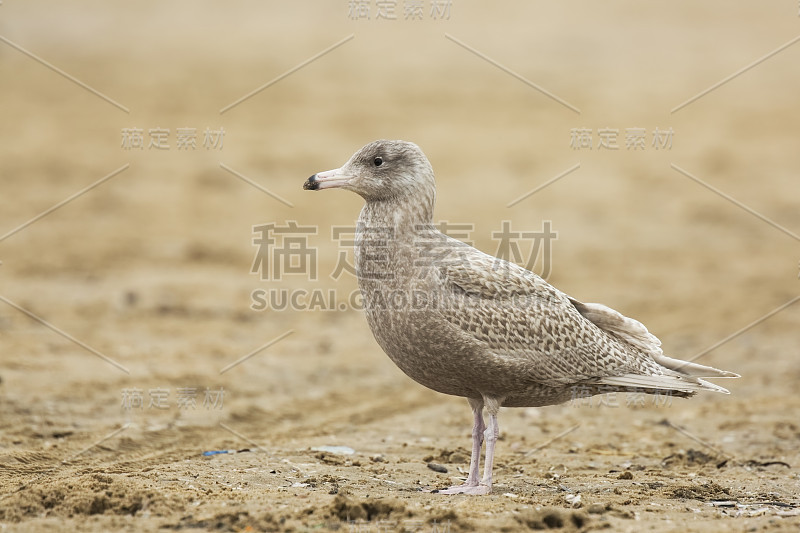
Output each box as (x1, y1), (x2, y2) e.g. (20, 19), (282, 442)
(435, 397), (499, 495)
(464, 397), (486, 486)
(479, 398), (501, 492)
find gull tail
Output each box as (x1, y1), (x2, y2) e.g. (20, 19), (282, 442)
(570, 297), (740, 395)
(598, 372), (732, 396)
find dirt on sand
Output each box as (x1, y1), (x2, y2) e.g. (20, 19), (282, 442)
(1, 2), (799, 532)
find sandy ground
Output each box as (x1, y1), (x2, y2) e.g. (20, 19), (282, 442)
(1, 1), (799, 531)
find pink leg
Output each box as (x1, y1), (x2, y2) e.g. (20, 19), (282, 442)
(435, 397), (500, 495)
(464, 398), (486, 485)
(479, 402), (500, 491)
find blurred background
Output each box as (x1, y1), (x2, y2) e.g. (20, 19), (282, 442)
(0, 1), (798, 529)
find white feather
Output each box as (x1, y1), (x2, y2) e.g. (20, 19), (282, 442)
(598, 374), (730, 395)
(569, 298), (662, 355)
(652, 353), (740, 378)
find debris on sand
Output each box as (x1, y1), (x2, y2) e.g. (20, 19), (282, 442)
(515, 508), (588, 530)
(670, 481), (733, 501)
(328, 491), (406, 522)
(662, 448), (722, 468)
(311, 445), (355, 455)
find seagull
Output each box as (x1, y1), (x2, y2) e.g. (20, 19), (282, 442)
(303, 139), (739, 495)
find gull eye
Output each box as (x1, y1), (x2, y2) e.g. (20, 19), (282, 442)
(373, 156), (383, 167)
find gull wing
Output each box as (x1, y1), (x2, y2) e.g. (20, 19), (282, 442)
(436, 243), (737, 393)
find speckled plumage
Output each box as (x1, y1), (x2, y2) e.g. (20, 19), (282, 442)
(304, 139), (738, 494)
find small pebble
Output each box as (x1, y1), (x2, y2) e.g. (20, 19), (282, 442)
(587, 503), (606, 514)
(427, 462), (448, 473)
(565, 493), (582, 508)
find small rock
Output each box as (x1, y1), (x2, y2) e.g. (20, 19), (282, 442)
(618, 471), (633, 480)
(587, 503), (606, 514)
(427, 462), (448, 473)
(316, 453), (344, 465)
(565, 493), (582, 508)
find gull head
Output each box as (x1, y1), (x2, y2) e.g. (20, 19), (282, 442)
(304, 140), (435, 203)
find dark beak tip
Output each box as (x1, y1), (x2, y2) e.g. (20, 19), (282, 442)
(303, 175), (319, 191)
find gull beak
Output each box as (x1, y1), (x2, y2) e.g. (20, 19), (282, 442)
(303, 168), (351, 191)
